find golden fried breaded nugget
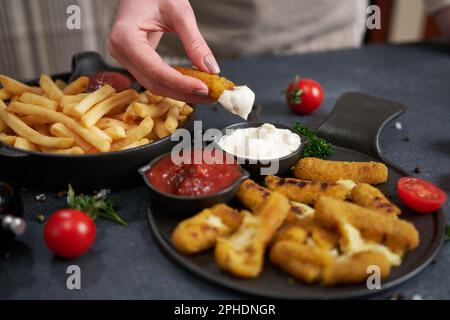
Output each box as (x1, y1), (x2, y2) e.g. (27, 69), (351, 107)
(215, 192), (290, 278)
(351, 183), (401, 216)
(273, 225), (308, 244)
(174, 66), (235, 100)
(265, 175), (350, 205)
(171, 204), (241, 255)
(269, 241), (333, 284)
(315, 196), (419, 254)
(294, 157), (388, 184)
(322, 251), (392, 286)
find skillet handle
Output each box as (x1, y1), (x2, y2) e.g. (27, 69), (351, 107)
(315, 92), (406, 162)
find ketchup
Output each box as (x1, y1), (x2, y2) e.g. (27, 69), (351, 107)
(146, 150), (242, 196)
(88, 71), (133, 92)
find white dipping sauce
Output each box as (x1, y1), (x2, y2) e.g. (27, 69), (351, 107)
(218, 85), (255, 120)
(218, 123), (301, 160)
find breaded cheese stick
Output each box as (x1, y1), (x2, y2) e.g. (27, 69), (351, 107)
(294, 157), (388, 184)
(215, 192), (290, 278)
(351, 183), (401, 216)
(315, 196), (419, 254)
(171, 204), (241, 255)
(322, 251), (391, 286)
(269, 241), (333, 284)
(265, 175), (350, 205)
(174, 66), (235, 100)
(236, 179), (315, 220)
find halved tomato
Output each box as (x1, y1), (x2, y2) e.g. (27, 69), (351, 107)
(397, 177), (446, 214)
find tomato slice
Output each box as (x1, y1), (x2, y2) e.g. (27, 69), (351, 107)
(397, 177), (446, 213)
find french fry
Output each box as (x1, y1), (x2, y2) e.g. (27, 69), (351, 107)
(48, 146), (85, 155)
(179, 115), (187, 124)
(21, 115), (51, 126)
(123, 103), (139, 123)
(0, 107), (74, 148)
(71, 84), (115, 118)
(137, 92), (149, 104)
(103, 126), (126, 140)
(180, 104), (193, 116)
(33, 123), (51, 136)
(0, 75), (42, 95)
(0, 88), (11, 101)
(96, 117), (136, 130)
(14, 136), (39, 151)
(0, 116), (6, 133)
(39, 74), (64, 102)
(81, 89), (138, 128)
(153, 118), (171, 138)
(50, 123), (93, 152)
(91, 126), (113, 143)
(61, 94), (89, 114)
(144, 91), (164, 104)
(19, 92), (58, 110)
(164, 105), (180, 132)
(63, 76), (89, 95)
(7, 101), (111, 152)
(110, 112), (126, 120)
(112, 117), (154, 150)
(120, 138), (150, 150)
(55, 79), (67, 90)
(132, 102), (170, 118)
(0, 133), (16, 145)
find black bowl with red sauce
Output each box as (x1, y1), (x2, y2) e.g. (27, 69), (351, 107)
(138, 149), (249, 215)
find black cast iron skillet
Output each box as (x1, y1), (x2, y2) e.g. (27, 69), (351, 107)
(0, 52), (196, 190)
(147, 93), (445, 299)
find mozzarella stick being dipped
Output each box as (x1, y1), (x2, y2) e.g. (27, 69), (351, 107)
(174, 66), (255, 120)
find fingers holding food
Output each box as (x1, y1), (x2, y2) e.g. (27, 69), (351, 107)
(265, 175), (349, 205)
(171, 204), (241, 255)
(215, 192), (290, 278)
(351, 183), (401, 216)
(294, 157), (388, 184)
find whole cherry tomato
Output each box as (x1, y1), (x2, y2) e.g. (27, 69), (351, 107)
(286, 76), (324, 114)
(44, 209), (96, 258)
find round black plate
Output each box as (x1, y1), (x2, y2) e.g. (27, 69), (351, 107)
(147, 146), (444, 299)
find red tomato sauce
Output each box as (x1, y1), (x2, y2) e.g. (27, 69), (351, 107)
(88, 71), (133, 92)
(146, 150), (242, 196)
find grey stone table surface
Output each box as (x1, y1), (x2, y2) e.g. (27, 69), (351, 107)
(1, 42), (449, 300)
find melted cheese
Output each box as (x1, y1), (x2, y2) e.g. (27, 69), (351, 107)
(206, 215), (227, 230)
(290, 201), (315, 219)
(230, 213), (259, 250)
(341, 223), (401, 266)
(336, 179), (357, 191)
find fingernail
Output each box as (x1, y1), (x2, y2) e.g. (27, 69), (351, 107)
(193, 86), (209, 96)
(204, 54), (220, 74)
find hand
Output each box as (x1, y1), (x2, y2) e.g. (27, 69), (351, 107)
(109, 0), (220, 103)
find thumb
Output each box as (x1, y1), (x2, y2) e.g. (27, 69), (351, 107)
(173, 8), (220, 74)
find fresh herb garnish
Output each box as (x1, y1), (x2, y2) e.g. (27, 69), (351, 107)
(293, 122), (333, 158)
(67, 184), (127, 226)
(445, 224), (450, 241)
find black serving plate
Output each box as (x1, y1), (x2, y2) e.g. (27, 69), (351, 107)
(147, 93), (445, 299)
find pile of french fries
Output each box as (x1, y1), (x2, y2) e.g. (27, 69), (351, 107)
(0, 74), (193, 154)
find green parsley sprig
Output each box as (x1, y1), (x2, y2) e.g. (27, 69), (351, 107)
(293, 122), (334, 158)
(67, 184), (127, 226)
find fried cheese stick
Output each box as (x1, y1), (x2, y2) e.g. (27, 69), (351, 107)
(315, 196), (419, 254)
(171, 204), (241, 255)
(173, 66), (235, 100)
(294, 157), (388, 184)
(215, 192), (290, 278)
(269, 241), (333, 284)
(351, 183), (401, 216)
(265, 175), (350, 205)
